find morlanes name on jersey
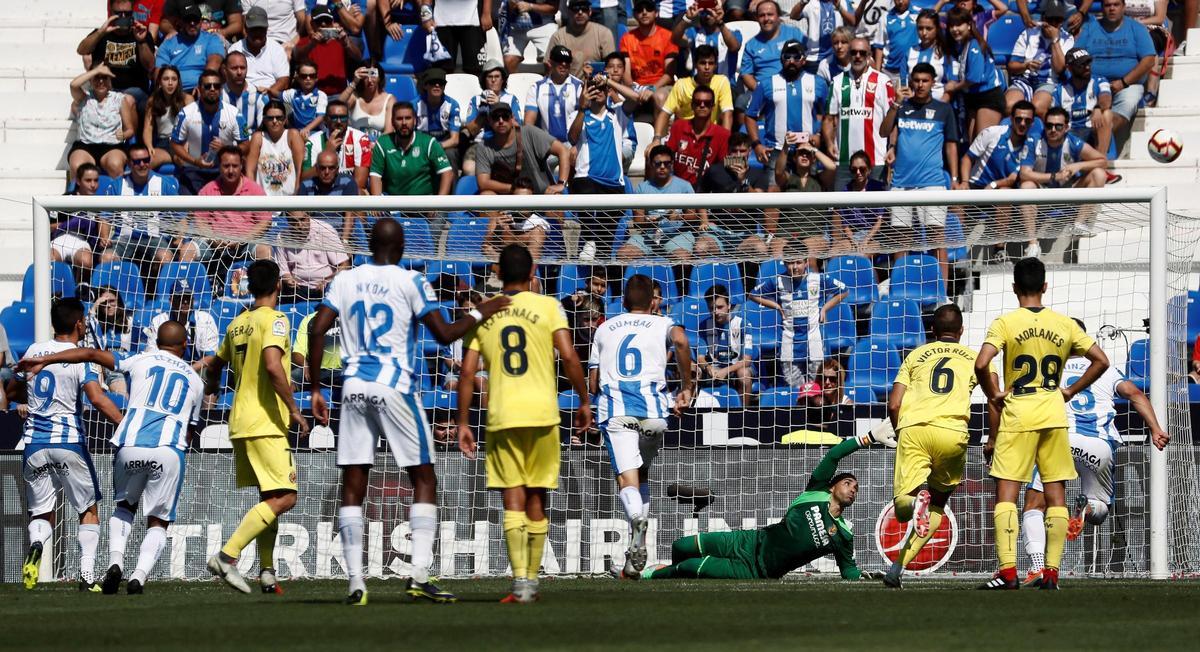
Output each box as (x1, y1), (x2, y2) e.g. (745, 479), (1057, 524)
(1014, 326), (1066, 347)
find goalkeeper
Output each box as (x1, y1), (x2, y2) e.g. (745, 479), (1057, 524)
(638, 432), (894, 581)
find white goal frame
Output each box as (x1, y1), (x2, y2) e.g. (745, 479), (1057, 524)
(30, 186), (1174, 579)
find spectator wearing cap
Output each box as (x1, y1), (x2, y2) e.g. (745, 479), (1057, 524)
(822, 36), (894, 190)
(416, 67), (463, 172)
(619, 1), (678, 111)
(671, 3), (742, 81)
(369, 101), (454, 196)
(154, 3), (226, 91)
(300, 99), (371, 190)
(737, 1), (806, 110)
(77, 0), (155, 108)
(273, 210), (351, 302)
(241, 0), (309, 50)
(145, 278), (221, 373)
(68, 62), (137, 183)
(546, 0), (616, 78)
(1037, 47), (1114, 162)
(525, 45), (585, 144)
(294, 4), (363, 97)
(664, 84), (730, 187)
(423, 0), (487, 77)
(229, 7), (291, 97)
(1006, 0), (1072, 114)
(1073, 0), (1155, 140)
(655, 44), (734, 140)
(596, 53), (654, 169)
(476, 104), (570, 195)
(495, 0), (558, 74)
(171, 69), (250, 194)
(462, 59), (523, 176)
(160, 0), (243, 40)
(745, 39), (828, 187)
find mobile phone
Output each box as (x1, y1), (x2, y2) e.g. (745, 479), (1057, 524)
(321, 27), (340, 39)
(697, 0), (718, 9)
(365, 68), (379, 79)
(115, 15), (134, 29)
(724, 155), (747, 168)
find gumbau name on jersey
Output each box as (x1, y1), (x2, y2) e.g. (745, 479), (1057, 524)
(604, 317), (659, 332)
(1013, 326), (1066, 348)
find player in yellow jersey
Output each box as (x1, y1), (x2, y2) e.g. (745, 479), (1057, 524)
(882, 304), (997, 588)
(203, 259), (310, 594)
(974, 258), (1108, 590)
(456, 244), (593, 604)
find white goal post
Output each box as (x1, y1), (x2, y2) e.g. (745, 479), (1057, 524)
(22, 186), (1192, 581)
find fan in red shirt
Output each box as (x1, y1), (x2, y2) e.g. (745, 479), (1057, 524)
(293, 5), (363, 97)
(664, 85), (730, 187)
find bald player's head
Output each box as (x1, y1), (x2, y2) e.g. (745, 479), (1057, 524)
(156, 320), (188, 352)
(370, 217), (405, 263)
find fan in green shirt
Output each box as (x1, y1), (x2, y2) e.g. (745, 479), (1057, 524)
(368, 102), (454, 197)
(638, 430), (895, 581)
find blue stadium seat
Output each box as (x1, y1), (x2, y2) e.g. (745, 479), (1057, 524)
(425, 259), (473, 287)
(986, 15), (1024, 66)
(22, 262), (76, 301)
(216, 391), (235, 410)
(1187, 290), (1200, 346)
(385, 73), (419, 102)
(847, 339), (902, 400)
(759, 386), (798, 407)
(605, 297), (624, 319)
(280, 301), (318, 335)
(705, 385), (743, 408)
(1129, 338), (1150, 390)
(156, 262), (213, 309)
(670, 297), (709, 350)
(443, 215), (490, 259)
(293, 388), (333, 412)
(889, 254), (946, 309)
(394, 214), (437, 260)
(0, 301), (35, 359)
(557, 264), (611, 299)
(869, 299), (926, 350)
(559, 389), (582, 410)
(381, 25), (427, 75)
(624, 264), (678, 305)
(755, 259), (785, 289)
(944, 211), (969, 263)
(418, 306), (451, 356)
(422, 389), (458, 411)
(455, 175), (479, 195)
(742, 300), (781, 357)
(91, 261), (146, 308)
(846, 385), (881, 404)
(689, 263), (745, 306)
(826, 255), (879, 307)
(1190, 384), (1200, 403)
(822, 301), (857, 354)
(213, 298), (244, 335)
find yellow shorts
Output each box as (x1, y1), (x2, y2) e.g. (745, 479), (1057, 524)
(486, 425), (561, 489)
(990, 427), (1077, 483)
(894, 424), (969, 497)
(232, 435), (298, 492)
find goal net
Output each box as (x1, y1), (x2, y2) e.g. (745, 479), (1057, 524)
(8, 188), (1200, 583)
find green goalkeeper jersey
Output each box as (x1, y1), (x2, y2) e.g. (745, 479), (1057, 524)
(757, 438), (863, 580)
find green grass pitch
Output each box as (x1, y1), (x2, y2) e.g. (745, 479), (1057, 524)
(4, 578), (1200, 650)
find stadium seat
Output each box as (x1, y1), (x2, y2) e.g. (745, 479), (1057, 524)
(91, 261), (146, 308)
(624, 264), (678, 305)
(846, 385), (880, 404)
(822, 301), (857, 354)
(1187, 290), (1200, 346)
(869, 299), (926, 350)
(280, 301), (318, 335)
(454, 175), (479, 195)
(726, 20), (760, 70)
(213, 298), (244, 335)
(156, 262), (213, 309)
(0, 301), (35, 359)
(628, 122), (655, 178)
(689, 263), (745, 306)
(705, 385), (743, 408)
(422, 389), (457, 411)
(559, 389), (582, 410)
(755, 259), (785, 288)
(381, 25), (427, 74)
(22, 262), (76, 301)
(826, 255), (879, 307)
(759, 386), (798, 407)
(443, 215), (490, 259)
(505, 73), (542, 111)
(605, 297), (624, 319)
(385, 73), (419, 103)
(888, 254), (946, 309)
(846, 339), (902, 400)
(425, 259), (473, 287)
(944, 211), (969, 264)
(986, 15), (1024, 66)
(418, 306), (452, 356)
(445, 74), (481, 121)
(1129, 338), (1150, 390)
(394, 214), (437, 260)
(670, 297), (709, 350)
(216, 391), (235, 410)
(742, 300), (781, 357)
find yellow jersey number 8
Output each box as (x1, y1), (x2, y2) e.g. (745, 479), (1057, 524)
(500, 325), (528, 375)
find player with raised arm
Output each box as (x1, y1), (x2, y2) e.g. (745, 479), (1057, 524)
(19, 321), (203, 595)
(883, 304), (997, 588)
(589, 274), (694, 578)
(11, 298), (123, 591)
(204, 260), (310, 595)
(637, 430), (896, 581)
(1019, 318), (1170, 587)
(457, 244), (593, 604)
(308, 218), (511, 606)
(975, 257), (1109, 590)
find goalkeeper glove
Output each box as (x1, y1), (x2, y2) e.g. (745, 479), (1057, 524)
(855, 420), (897, 448)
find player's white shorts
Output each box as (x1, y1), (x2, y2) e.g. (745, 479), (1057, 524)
(113, 446), (186, 522)
(1029, 434), (1116, 507)
(23, 443), (101, 516)
(890, 188), (948, 227)
(338, 377), (436, 468)
(602, 416), (666, 475)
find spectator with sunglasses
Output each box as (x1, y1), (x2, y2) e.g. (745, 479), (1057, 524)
(620, 145), (701, 261)
(547, 0), (617, 78)
(961, 101), (1040, 261)
(301, 99), (371, 190)
(664, 85), (730, 188)
(101, 142), (180, 271)
(78, 0), (155, 108)
(416, 67), (463, 173)
(1019, 107), (1109, 239)
(822, 36), (895, 190)
(737, 1), (805, 110)
(247, 99), (306, 196)
(655, 45), (734, 142)
(300, 150), (361, 243)
(476, 104), (570, 195)
(281, 60), (328, 138)
(155, 4), (226, 91)
(1036, 48), (1114, 163)
(745, 40), (828, 187)
(171, 69), (250, 194)
(230, 7), (292, 98)
(160, 0), (244, 40)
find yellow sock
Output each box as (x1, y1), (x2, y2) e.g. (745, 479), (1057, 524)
(1044, 506), (1069, 570)
(898, 506), (944, 567)
(994, 502), (1019, 570)
(222, 502), (277, 560)
(525, 518), (549, 581)
(894, 495), (915, 522)
(257, 520), (279, 569)
(503, 511), (528, 579)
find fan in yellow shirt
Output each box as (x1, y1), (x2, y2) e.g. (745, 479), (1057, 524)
(456, 244), (592, 604)
(974, 258), (1108, 590)
(882, 304), (998, 589)
(203, 259), (309, 595)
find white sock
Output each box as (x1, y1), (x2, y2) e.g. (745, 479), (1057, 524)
(28, 519), (52, 548)
(639, 482), (651, 518)
(130, 526), (167, 584)
(108, 506), (134, 569)
(619, 486), (644, 523)
(338, 506), (365, 594)
(409, 503), (437, 584)
(78, 523), (100, 583)
(1022, 509), (1046, 573)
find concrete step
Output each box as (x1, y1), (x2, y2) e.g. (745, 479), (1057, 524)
(10, 0), (105, 25)
(0, 45), (85, 79)
(1188, 28), (1200, 54)
(1156, 78), (1200, 106)
(0, 173), (64, 201)
(1132, 107), (1200, 133)
(0, 92), (73, 121)
(0, 143), (69, 171)
(1165, 56), (1200, 80)
(0, 25), (94, 45)
(1112, 158), (1200, 189)
(1126, 129), (1199, 161)
(2, 119), (76, 145)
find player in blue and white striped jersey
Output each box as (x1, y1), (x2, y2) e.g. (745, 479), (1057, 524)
(19, 321), (203, 595)
(745, 40), (830, 158)
(9, 298), (123, 591)
(1034, 47), (1113, 158)
(900, 11), (960, 102)
(673, 4), (742, 79)
(222, 51), (268, 133)
(103, 142), (179, 267)
(1019, 319), (1169, 587)
(589, 274), (693, 578)
(307, 218), (511, 606)
(1019, 106), (1108, 189)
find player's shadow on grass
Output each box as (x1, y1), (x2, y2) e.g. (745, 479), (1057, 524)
(287, 596), (500, 605)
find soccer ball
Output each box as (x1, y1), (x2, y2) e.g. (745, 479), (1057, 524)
(1147, 128), (1183, 164)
